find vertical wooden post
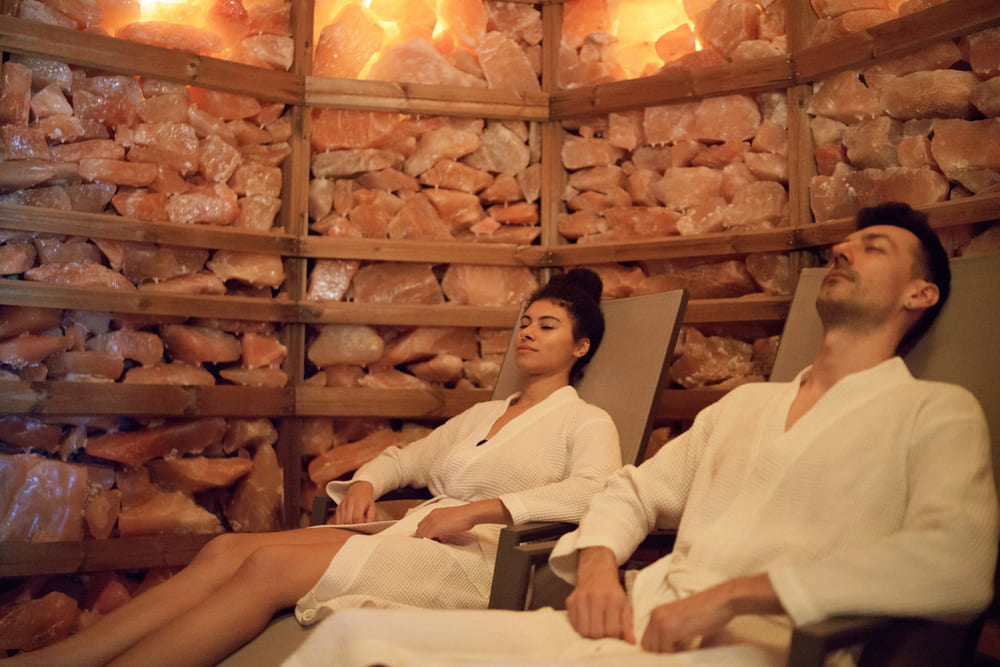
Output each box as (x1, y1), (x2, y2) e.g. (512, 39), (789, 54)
(540, 1), (566, 281)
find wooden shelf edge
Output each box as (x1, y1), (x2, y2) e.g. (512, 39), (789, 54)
(295, 386), (488, 418)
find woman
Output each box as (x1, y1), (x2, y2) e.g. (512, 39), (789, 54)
(7, 268), (621, 667)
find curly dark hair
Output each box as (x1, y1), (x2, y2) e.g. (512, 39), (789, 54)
(526, 268), (605, 384)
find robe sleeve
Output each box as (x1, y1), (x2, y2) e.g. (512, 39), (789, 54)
(769, 386), (998, 626)
(499, 407), (621, 525)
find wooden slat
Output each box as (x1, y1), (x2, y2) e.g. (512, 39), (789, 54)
(0, 383), (293, 416)
(306, 76), (549, 121)
(786, 84), (816, 230)
(0, 536), (214, 578)
(0, 282), (299, 322)
(296, 387), (486, 418)
(0, 204), (298, 254)
(689, 56), (793, 98)
(0, 16), (302, 104)
(299, 236), (527, 265)
(683, 296), (791, 324)
(296, 301), (519, 328)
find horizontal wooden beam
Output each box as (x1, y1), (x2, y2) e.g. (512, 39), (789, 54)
(296, 301), (520, 328)
(0, 383), (293, 416)
(306, 76), (549, 121)
(684, 296), (790, 324)
(300, 236), (529, 266)
(0, 16), (302, 104)
(296, 387), (488, 418)
(0, 535), (214, 578)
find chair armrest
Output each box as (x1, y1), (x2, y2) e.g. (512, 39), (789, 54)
(787, 616), (894, 667)
(488, 522), (576, 610)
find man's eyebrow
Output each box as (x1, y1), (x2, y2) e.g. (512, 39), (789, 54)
(859, 231), (896, 246)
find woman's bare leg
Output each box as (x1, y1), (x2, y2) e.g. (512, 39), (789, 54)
(108, 541), (348, 667)
(5, 527), (353, 667)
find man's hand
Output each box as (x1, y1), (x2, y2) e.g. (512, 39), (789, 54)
(566, 547), (636, 644)
(334, 481), (375, 524)
(640, 574), (783, 653)
(415, 499), (511, 540)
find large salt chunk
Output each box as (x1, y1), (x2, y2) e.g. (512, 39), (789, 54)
(931, 118), (1000, 186)
(311, 108), (400, 152)
(199, 134), (242, 183)
(878, 70), (979, 120)
(206, 250), (285, 289)
(166, 183), (239, 225)
(117, 20), (222, 55)
(369, 38), (486, 87)
(961, 27), (1000, 78)
(668, 326), (754, 388)
(314, 4), (384, 79)
(643, 102), (698, 146)
(187, 87), (260, 120)
(725, 180), (788, 229)
(122, 361), (215, 385)
(0, 590), (80, 651)
(226, 443), (283, 532)
(24, 261), (136, 291)
(160, 323), (240, 365)
(148, 456), (253, 494)
(121, 242), (209, 285)
(641, 258), (759, 299)
(808, 70), (881, 123)
(377, 327), (478, 367)
(863, 39), (962, 79)
(478, 31), (541, 94)
(0, 453), (88, 540)
(117, 489), (222, 536)
(79, 158), (157, 187)
(440, 265), (538, 306)
(119, 122), (199, 175)
(87, 330), (163, 366)
(404, 127), (481, 177)
(971, 78), (1000, 119)
(562, 135), (624, 170)
(462, 121), (531, 174)
(0, 62), (32, 126)
(388, 192), (455, 239)
(312, 149), (404, 178)
(419, 159), (493, 193)
(86, 418), (227, 468)
(308, 324), (384, 367)
(604, 207), (681, 238)
(653, 167), (724, 211)
(697, 0), (761, 59)
(352, 263), (445, 304)
(843, 116), (900, 169)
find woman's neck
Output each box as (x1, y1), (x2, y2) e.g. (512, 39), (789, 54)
(515, 373), (570, 407)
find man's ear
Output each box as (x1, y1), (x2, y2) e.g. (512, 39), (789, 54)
(573, 338), (590, 358)
(905, 280), (939, 311)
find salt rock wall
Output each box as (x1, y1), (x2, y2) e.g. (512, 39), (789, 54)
(313, 0), (543, 93)
(808, 27), (1000, 223)
(0, 415), (283, 541)
(0, 305), (288, 387)
(10, 0), (294, 70)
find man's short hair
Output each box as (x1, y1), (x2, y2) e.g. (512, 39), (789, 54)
(856, 202), (951, 354)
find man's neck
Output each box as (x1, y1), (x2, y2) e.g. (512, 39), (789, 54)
(806, 326), (900, 392)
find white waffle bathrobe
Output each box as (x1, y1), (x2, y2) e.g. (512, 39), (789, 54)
(295, 385), (620, 625)
(285, 358), (997, 667)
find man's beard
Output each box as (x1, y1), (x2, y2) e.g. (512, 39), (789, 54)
(815, 289), (890, 334)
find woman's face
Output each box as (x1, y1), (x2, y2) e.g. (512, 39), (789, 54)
(514, 298), (590, 379)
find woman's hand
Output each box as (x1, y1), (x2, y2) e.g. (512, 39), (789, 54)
(334, 481), (376, 524)
(414, 499), (511, 541)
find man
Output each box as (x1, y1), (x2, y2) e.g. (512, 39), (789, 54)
(283, 202), (998, 667)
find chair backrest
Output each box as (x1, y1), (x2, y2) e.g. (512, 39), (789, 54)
(491, 289), (688, 466)
(771, 254), (1000, 495)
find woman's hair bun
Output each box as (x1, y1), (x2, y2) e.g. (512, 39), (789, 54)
(551, 267), (602, 303)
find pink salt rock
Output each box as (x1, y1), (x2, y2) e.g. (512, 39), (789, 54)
(863, 39), (962, 79)
(558, 210), (605, 240)
(0, 453), (89, 541)
(931, 119), (1000, 185)
(221, 418), (279, 454)
(562, 135), (625, 170)
(811, 0), (890, 18)
(376, 327), (479, 367)
(488, 202), (539, 225)
(137, 273), (228, 295)
(225, 443), (283, 532)
(478, 31), (541, 94)
(356, 168), (420, 193)
(117, 489), (222, 536)
(0, 242), (37, 274)
(45, 350), (124, 380)
(312, 149), (404, 178)
(122, 361), (216, 385)
(810, 175), (859, 221)
(586, 263), (645, 299)
(605, 206), (682, 238)
(971, 78), (1000, 119)
(407, 354), (464, 385)
(308, 324), (385, 367)
(116, 20), (221, 55)
(84, 488), (122, 540)
(0, 61), (31, 126)
(0, 159), (59, 191)
(752, 119), (788, 156)
(896, 135), (936, 169)
(228, 162), (281, 198)
(0, 416), (62, 453)
(607, 111), (644, 151)
(369, 38), (486, 87)
(725, 180), (788, 230)
(235, 195), (281, 232)
(643, 102), (698, 146)
(692, 95), (761, 144)
(0, 591), (80, 651)
(388, 193), (455, 239)
(487, 1), (541, 44)
(567, 189), (626, 214)
(418, 159), (493, 193)
(187, 105), (238, 145)
(308, 429), (400, 487)
(66, 182), (116, 213)
(697, 0), (762, 59)
(878, 70), (978, 120)
(814, 142), (849, 176)
(218, 367), (288, 387)
(24, 261), (136, 291)
(118, 122), (199, 175)
(310, 108), (401, 152)
(313, 212), (361, 238)
(50, 138), (124, 162)
(166, 183), (239, 225)
(463, 357), (501, 389)
(71, 90), (137, 132)
(642, 258), (759, 299)
(352, 263), (445, 304)
(653, 167), (724, 211)
(865, 167), (950, 204)
(30, 83), (72, 118)
(436, 0), (488, 51)
(313, 4), (385, 79)
(87, 418), (228, 468)
(425, 188), (485, 231)
(462, 121), (531, 174)
(655, 23), (698, 65)
(961, 27), (1000, 78)
(568, 165), (626, 194)
(120, 242), (209, 285)
(561, 0), (612, 49)
(78, 158), (157, 187)
(199, 134), (242, 183)
(160, 324), (240, 365)
(231, 34), (293, 70)
(690, 140), (749, 169)
(86, 330), (163, 366)
(668, 326), (754, 388)
(309, 178), (335, 220)
(306, 259), (360, 301)
(38, 115), (85, 144)
(440, 265), (538, 306)
(239, 141), (291, 168)
(313, 365), (366, 388)
(358, 368), (432, 389)
(187, 87), (261, 121)
(810, 10), (896, 45)
(480, 172), (523, 203)
(137, 93), (189, 124)
(33, 236), (100, 266)
(204, 250), (284, 289)
(808, 70), (881, 123)
(743, 152), (788, 183)
(404, 127), (482, 177)
(746, 252), (794, 296)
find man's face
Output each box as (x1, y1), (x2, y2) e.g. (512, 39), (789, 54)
(816, 224), (925, 331)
